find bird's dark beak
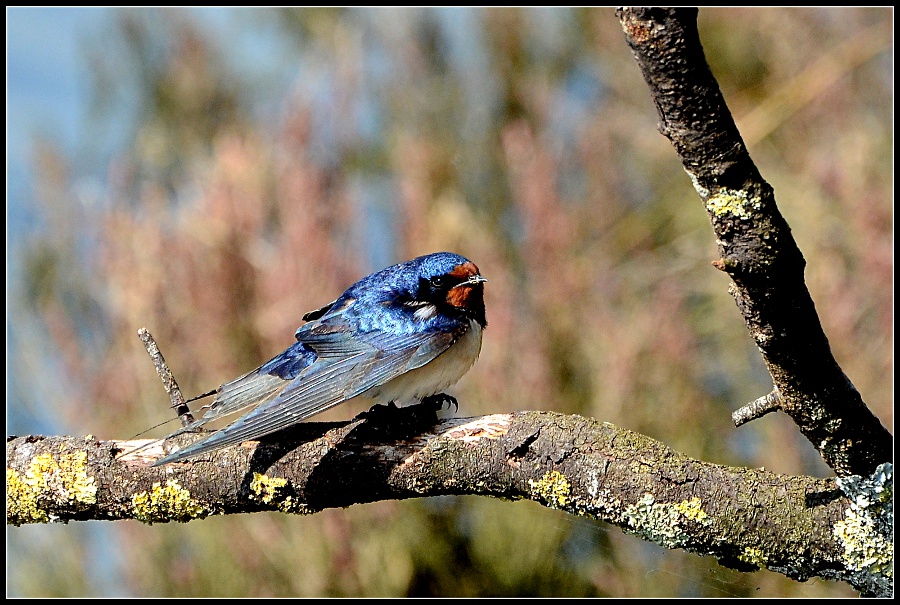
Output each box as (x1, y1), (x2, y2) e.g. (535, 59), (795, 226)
(455, 275), (487, 288)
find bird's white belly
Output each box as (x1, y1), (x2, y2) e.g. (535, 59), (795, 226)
(364, 320), (483, 405)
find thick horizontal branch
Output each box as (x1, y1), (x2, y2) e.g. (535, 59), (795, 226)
(6, 410), (889, 595)
(616, 7), (892, 477)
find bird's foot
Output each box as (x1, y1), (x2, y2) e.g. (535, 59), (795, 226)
(356, 397), (454, 437)
(358, 400), (399, 421)
(421, 393), (458, 413)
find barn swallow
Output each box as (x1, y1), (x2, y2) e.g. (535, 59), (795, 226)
(151, 252), (486, 466)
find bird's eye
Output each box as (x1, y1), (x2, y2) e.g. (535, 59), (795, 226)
(429, 275), (447, 288)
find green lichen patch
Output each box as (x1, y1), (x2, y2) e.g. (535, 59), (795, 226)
(623, 493), (712, 549)
(705, 188), (762, 219)
(529, 470), (571, 509)
(738, 546), (768, 567)
(674, 496), (708, 523)
(132, 479), (206, 524)
(7, 451), (97, 526)
(7, 468), (46, 525)
(276, 496), (311, 515)
(249, 472), (309, 515)
(833, 462), (892, 594)
(250, 472), (288, 505)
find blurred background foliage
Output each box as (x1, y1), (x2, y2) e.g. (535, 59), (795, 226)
(7, 7), (890, 597)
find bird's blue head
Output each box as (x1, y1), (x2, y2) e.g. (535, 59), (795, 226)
(359, 252), (487, 328)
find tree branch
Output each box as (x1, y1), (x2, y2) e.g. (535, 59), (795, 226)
(137, 327), (195, 426)
(616, 7), (892, 477)
(5, 412), (890, 595)
(732, 389), (782, 427)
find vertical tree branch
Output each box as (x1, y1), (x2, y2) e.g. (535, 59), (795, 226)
(616, 7), (891, 476)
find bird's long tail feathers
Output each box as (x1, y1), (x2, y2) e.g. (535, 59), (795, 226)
(118, 369), (289, 465)
(201, 369), (289, 425)
(152, 352), (374, 465)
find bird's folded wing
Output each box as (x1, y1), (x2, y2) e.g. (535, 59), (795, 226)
(152, 320), (464, 465)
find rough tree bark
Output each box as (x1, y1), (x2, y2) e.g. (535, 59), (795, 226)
(616, 7), (891, 478)
(5, 411), (888, 598)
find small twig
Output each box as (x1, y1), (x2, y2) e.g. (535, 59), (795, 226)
(138, 327), (195, 426)
(732, 390), (782, 427)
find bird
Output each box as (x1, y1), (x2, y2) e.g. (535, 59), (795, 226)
(150, 252), (487, 466)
